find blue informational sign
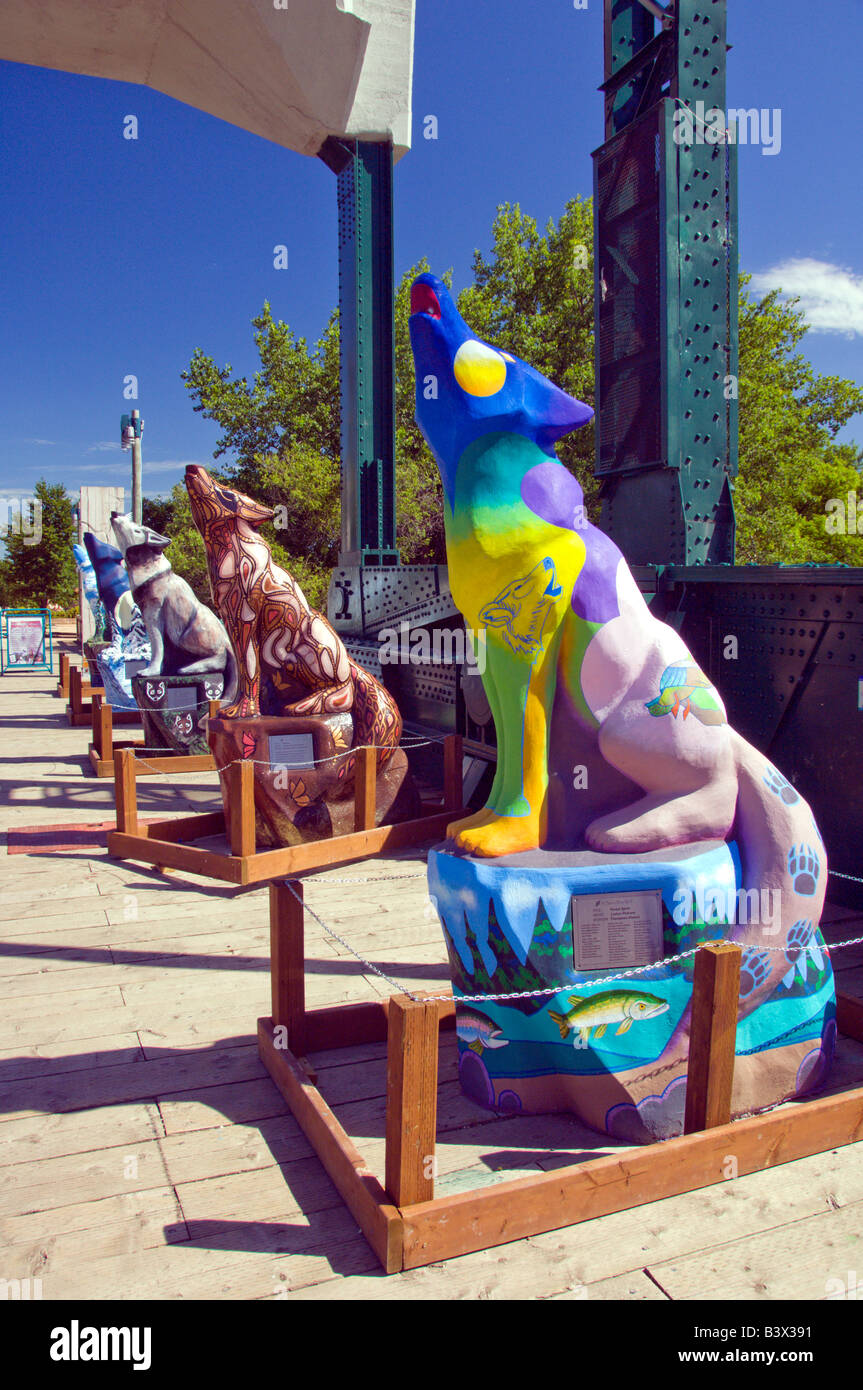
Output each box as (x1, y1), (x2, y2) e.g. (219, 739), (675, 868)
(1, 609), (54, 673)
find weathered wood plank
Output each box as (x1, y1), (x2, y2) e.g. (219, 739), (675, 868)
(228, 759), (255, 858)
(354, 745), (377, 833)
(269, 881), (306, 1055)
(385, 995), (440, 1206)
(684, 941), (742, 1133)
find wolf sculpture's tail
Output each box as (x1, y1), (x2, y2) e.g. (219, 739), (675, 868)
(727, 730), (829, 1024)
(221, 645), (239, 706)
(349, 660), (402, 764)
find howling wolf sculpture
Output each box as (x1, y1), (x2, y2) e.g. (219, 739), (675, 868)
(409, 272), (831, 1094)
(110, 513), (236, 700)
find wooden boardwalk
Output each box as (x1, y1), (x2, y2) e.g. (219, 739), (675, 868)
(2, 643), (863, 1301)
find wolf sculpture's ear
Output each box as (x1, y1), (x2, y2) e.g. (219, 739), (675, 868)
(521, 363), (594, 451)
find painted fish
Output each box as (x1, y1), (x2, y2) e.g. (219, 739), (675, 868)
(456, 1009), (510, 1054)
(548, 990), (669, 1044)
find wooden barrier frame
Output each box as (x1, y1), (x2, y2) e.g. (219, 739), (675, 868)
(257, 886), (863, 1273)
(88, 691), (217, 778)
(56, 651), (74, 698)
(67, 663), (104, 726)
(107, 734), (465, 885)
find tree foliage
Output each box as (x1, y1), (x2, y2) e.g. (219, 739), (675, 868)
(733, 275), (863, 563)
(0, 480), (77, 610)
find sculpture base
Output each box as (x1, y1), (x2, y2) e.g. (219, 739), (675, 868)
(83, 641), (106, 688)
(428, 843), (836, 1143)
(208, 714), (420, 848)
(132, 673), (224, 755)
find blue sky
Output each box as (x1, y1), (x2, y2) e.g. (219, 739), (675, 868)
(1, 0), (861, 513)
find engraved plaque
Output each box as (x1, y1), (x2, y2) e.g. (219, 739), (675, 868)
(268, 733), (316, 769)
(571, 890), (664, 971)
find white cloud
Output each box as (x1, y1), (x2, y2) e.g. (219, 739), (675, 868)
(21, 438), (56, 446)
(86, 441), (121, 453)
(749, 258), (863, 338)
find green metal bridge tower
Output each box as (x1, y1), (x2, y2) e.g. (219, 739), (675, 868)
(593, 0), (739, 566)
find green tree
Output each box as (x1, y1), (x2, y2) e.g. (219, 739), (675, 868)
(1, 480), (77, 610)
(181, 304), (341, 467)
(733, 275), (863, 564)
(141, 497), (174, 536)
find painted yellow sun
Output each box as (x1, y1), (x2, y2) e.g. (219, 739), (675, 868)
(454, 339), (508, 397)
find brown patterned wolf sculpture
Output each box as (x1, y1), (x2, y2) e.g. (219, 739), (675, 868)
(184, 465), (401, 764)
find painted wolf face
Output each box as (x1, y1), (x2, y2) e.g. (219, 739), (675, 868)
(111, 512), (170, 554)
(184, 465), (275, 540)
(408, 273), (594, 505)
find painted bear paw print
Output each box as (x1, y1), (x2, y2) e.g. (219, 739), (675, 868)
(763, 765), (799, 805)
(782, 920), (822, 990)
(739, 948), (772, 1000)
(787, 843), (820, 897)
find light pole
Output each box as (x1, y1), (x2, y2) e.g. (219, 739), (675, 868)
(121, 409), (144, 523)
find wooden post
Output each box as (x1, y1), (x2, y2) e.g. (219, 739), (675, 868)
(207, 699), (221, 722)
(114, 749), (139, 835)
(93, 692), (112, 758)
(385, 995), (440, 1207)
(58, 652), (71, 696)
(269, 880), (306, 1056)
(684, 942), (742, 1134)
(443, 734), (463, 814)
(69, 664), (83, 720)
(228, 758), (256, 858)
(354, 745), (377, 833)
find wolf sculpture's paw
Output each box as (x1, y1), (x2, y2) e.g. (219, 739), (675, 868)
(446, 808), (495, 839)
(450, 813), (542, 859)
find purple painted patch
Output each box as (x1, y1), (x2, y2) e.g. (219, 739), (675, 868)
(795, 1016), (837, 1096)
(521, 460), (584, 531)
(519, 461), (621, 624)
(571, 530), (622, 625)
(496, 1089), (523, 1115)
(459, 1048), (495, 1109)
(605, 1075), (687, 1143)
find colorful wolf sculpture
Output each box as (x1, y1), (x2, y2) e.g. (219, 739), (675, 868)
(409, 272), (828, 1035)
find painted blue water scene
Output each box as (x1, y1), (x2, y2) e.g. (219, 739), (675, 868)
(430, 840), (835, 1139)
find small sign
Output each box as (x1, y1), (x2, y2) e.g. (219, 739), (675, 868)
(2, 610), (53, 673)
(124, 658), (149, 680)
(268, 733), (316, 769)
(571, 890), (664, 971)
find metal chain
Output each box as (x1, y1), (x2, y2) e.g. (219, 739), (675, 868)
(303, 873), (426, 886)
(285, 880), (414, 998)
(287, 877), (863, 1008)
(128, 737), (439, 778)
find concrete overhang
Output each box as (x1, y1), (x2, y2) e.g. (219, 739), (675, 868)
(0, 0), (415, 160)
